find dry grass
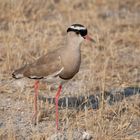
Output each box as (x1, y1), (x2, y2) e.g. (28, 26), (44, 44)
(0, 0), (140, 139)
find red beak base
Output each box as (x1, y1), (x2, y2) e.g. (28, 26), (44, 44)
(83, 35), (96, 43)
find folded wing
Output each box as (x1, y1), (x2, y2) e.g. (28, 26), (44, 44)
(12, 50), (63, 79)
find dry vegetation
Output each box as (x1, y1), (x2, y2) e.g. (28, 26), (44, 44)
(0, 0), (140, 139)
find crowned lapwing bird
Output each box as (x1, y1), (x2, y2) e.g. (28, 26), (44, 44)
(12, 24), (96, 130)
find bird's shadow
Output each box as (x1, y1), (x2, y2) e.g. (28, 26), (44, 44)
(38, 87), (140, 110)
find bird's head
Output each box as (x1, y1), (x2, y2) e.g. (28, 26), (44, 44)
(67, 24), (96, 43)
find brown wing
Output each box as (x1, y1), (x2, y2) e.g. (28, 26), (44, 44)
(23, 50), (63, 78)
(11, 48), (64, 79)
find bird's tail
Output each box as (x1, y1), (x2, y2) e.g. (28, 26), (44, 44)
(12, 65), (27, 79)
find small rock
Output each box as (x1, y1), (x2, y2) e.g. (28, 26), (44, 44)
(82, 131), (93, 140)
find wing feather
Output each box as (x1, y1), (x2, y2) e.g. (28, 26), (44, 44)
(23, 50), (63, 79)
(12, 48), (65, 79)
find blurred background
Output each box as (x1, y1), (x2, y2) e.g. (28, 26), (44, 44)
(0, 0), (140, 139)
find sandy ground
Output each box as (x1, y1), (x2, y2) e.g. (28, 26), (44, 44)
(0, 0), (140, 139)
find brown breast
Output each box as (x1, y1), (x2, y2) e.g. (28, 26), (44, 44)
(59, 47), (81, 80)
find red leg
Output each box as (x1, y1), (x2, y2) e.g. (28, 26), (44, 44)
(32, 80), (39, 123)
(55, 85), (62, 130)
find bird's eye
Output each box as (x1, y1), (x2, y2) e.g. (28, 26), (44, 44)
(76, 31), (79, 35)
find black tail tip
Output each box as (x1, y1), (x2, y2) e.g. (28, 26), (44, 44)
(12, 72), (16, 79)
(12, 72), (22, 79)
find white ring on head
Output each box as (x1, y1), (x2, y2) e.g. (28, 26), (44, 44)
(70, 25), (86, 30)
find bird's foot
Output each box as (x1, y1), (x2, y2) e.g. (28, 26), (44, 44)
(31, 111), (38, 125)
(31, 110), (48, 125)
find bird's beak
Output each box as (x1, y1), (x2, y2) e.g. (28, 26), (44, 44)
(83, 35), (96, 43)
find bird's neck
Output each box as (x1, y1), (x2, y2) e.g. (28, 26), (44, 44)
(66, 40), (81, 52)
(66, 33), (83, 52)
